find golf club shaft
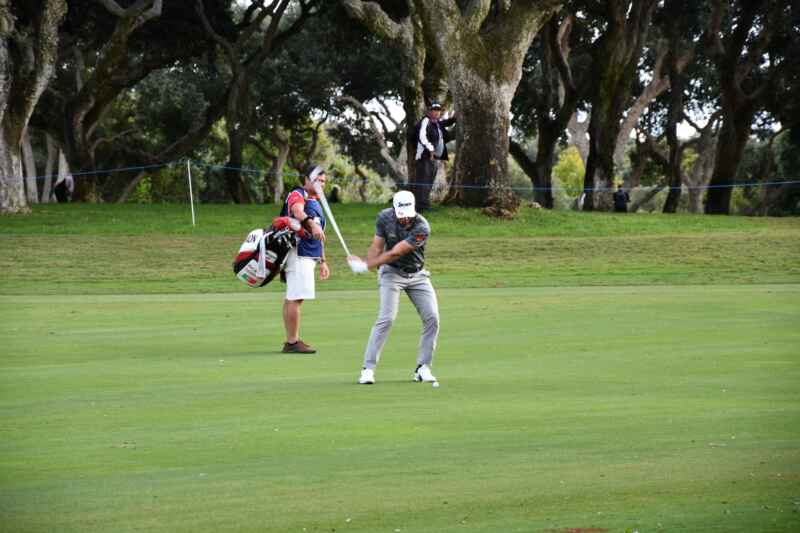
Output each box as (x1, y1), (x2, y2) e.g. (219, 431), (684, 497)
(313, 183), (351, 257)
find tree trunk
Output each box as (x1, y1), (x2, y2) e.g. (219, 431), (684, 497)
(40, 134), (57, 202)
(662, 158), (683, 213)
(510, 15), (575, 210)
(704, 106), (754, 214)
(403, 11), (426, 184)
(748, 183), (791, 217)
(450, 83), (514, 208)
(702, 0), (784, 214)
(21, 129), (38, 204)
(248, 131), (290, 205)
(0, 0), (67, 214)
(195, 0), (307, 204)
(534, 135), (557, 209)
(744, 130), (784, 216)
(115, 171), (146, 203)
(0, 134), (26, 213)
(702, 54), (748, 216)
(225, 127), (252, 204)
(66, 1), (163, 202)
(55, 150), (70, 203)
(583, 107), (617, 211)
(509, 138), (555, 208)
(414, 0), (563, 212)
(662, 59), (686, 213)
(270, 140), (289, 205)
(581, 0), (658, 211)
(354, 164), (369, 202)
(629, 184), (665, 212)
(567, 112), (589, 165)
(686, 133), (717, 214)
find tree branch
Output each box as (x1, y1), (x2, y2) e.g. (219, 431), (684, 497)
(737, 2), (783, 94)
(614, 40), (671, 167)
(91, 128), (137, 153)
(553, 13), (575, 94)
(463, 0), (492, 33)
(94, 0), (128, 17)
(248, 135), (277, 165)
(704, 0), (726, 58)
(682, 109), (722, 136)
(251, 0), (318, 65)
(370, 110), (393, 140)
(374, 97), (400, 129)
(237, 1), (276, 47)
(335, 95), (406, 182)
(341, 0), (405, 44)
(95, 0), (163, 27)
(641, 136), (670, 172)
(490, 0), (564, 59)
(195, 0), (237, 60)
(238, 0), (268, 30)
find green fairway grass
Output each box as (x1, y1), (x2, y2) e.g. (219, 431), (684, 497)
(1, 205), (799, 532)
(1, 286), (798, 532)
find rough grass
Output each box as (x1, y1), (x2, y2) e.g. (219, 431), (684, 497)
(1, 286), (798, 532)
(1, 204), (798, 294)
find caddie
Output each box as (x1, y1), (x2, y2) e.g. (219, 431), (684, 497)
(278, 165), (329, 354)
(348, 190), (440, 385)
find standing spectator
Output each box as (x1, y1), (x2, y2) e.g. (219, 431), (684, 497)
(614, 184), (631, 213)
(413, 101), (456, 212)
(54, 173), (74, 203)
(278, 166), (329, 353)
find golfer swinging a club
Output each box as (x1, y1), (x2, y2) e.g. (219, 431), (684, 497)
(349, 190), (440, 385)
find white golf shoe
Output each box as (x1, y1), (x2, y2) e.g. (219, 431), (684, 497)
(413, 364), (437, 383)
(358, 368), (375, 385)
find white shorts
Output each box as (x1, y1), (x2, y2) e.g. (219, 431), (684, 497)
(284, 248), (317, 301)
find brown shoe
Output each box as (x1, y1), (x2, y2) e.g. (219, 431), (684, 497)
(281, 340), (316, 354)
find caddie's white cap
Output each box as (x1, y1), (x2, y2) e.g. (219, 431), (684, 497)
(393, 190), (416, 218)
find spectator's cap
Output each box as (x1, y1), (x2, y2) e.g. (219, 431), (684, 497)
(307, 165), (325, 182)
(393, 190), (416, 218)
(429, 101), (443, 110)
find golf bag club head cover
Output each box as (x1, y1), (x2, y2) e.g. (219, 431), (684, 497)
(232, 221), (297, 288)
(271, 216), (308, 239)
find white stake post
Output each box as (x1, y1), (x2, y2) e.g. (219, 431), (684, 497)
(186, 159), (196, 227)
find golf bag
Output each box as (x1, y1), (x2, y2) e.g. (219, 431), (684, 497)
(232, 219), (298, 288)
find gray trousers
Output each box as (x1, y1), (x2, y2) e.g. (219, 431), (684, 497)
(362, 265), (440, 370)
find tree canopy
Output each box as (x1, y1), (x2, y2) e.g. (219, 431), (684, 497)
(1, 0), (797, 216)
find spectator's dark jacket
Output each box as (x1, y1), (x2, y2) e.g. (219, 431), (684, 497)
(613, 189), (631, 211)
(414, 116), (456, 161)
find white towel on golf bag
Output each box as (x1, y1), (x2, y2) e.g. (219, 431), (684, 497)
(236, 229), (270, 287)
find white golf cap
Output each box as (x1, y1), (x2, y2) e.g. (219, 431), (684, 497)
(393, 190), (416, 218)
